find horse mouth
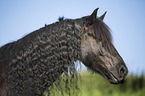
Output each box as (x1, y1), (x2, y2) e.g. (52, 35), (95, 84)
(106, 72), (121, 84)
(101, 71), (125, 84)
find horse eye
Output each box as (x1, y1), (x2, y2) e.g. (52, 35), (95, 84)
(87, 33), (93, 36)
(99, 50), (104, 57)
(100, 53), (104, 56)
(87, 33), (97, 39)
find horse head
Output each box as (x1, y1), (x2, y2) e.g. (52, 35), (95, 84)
(81, 8), (128, 84)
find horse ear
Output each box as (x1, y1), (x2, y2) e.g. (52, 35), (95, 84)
(90, 8), (99, 21)
(98, 11), (107, 20)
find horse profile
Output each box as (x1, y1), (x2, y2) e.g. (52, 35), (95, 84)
(0, 8), (128, 96)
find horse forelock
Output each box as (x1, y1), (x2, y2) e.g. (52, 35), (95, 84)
(83, 17), (114, 55)
(94, 20), (114, 53)
(94, 19), (112, 42)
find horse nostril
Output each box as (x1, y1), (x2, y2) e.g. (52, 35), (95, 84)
(119, 66), (126, 76)
(116, 66), (128, 83)
(120, 66), (126, 76)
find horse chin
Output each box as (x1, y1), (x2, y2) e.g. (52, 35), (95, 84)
(105, 73), (119, 84)
(99, 71), (124, 84)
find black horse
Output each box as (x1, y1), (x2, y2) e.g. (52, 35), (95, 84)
(0, 8), (128, 96)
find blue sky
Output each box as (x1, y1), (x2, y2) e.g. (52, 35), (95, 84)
(0, 0), (145, 75)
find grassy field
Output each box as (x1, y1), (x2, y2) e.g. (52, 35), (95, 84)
(45, 72), (145, 96)
(81, 72), (145, 96)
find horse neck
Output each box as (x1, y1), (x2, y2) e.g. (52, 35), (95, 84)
(3, 19), (84, 95)
(14, 20), (83, 66)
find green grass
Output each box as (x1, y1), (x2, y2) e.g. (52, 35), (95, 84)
(81, 72), (145, 96)
(45, 72), (145, 96)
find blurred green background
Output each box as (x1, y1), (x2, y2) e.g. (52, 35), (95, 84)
(46, 72), (145, 96)
(80, 72), (145, 96)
